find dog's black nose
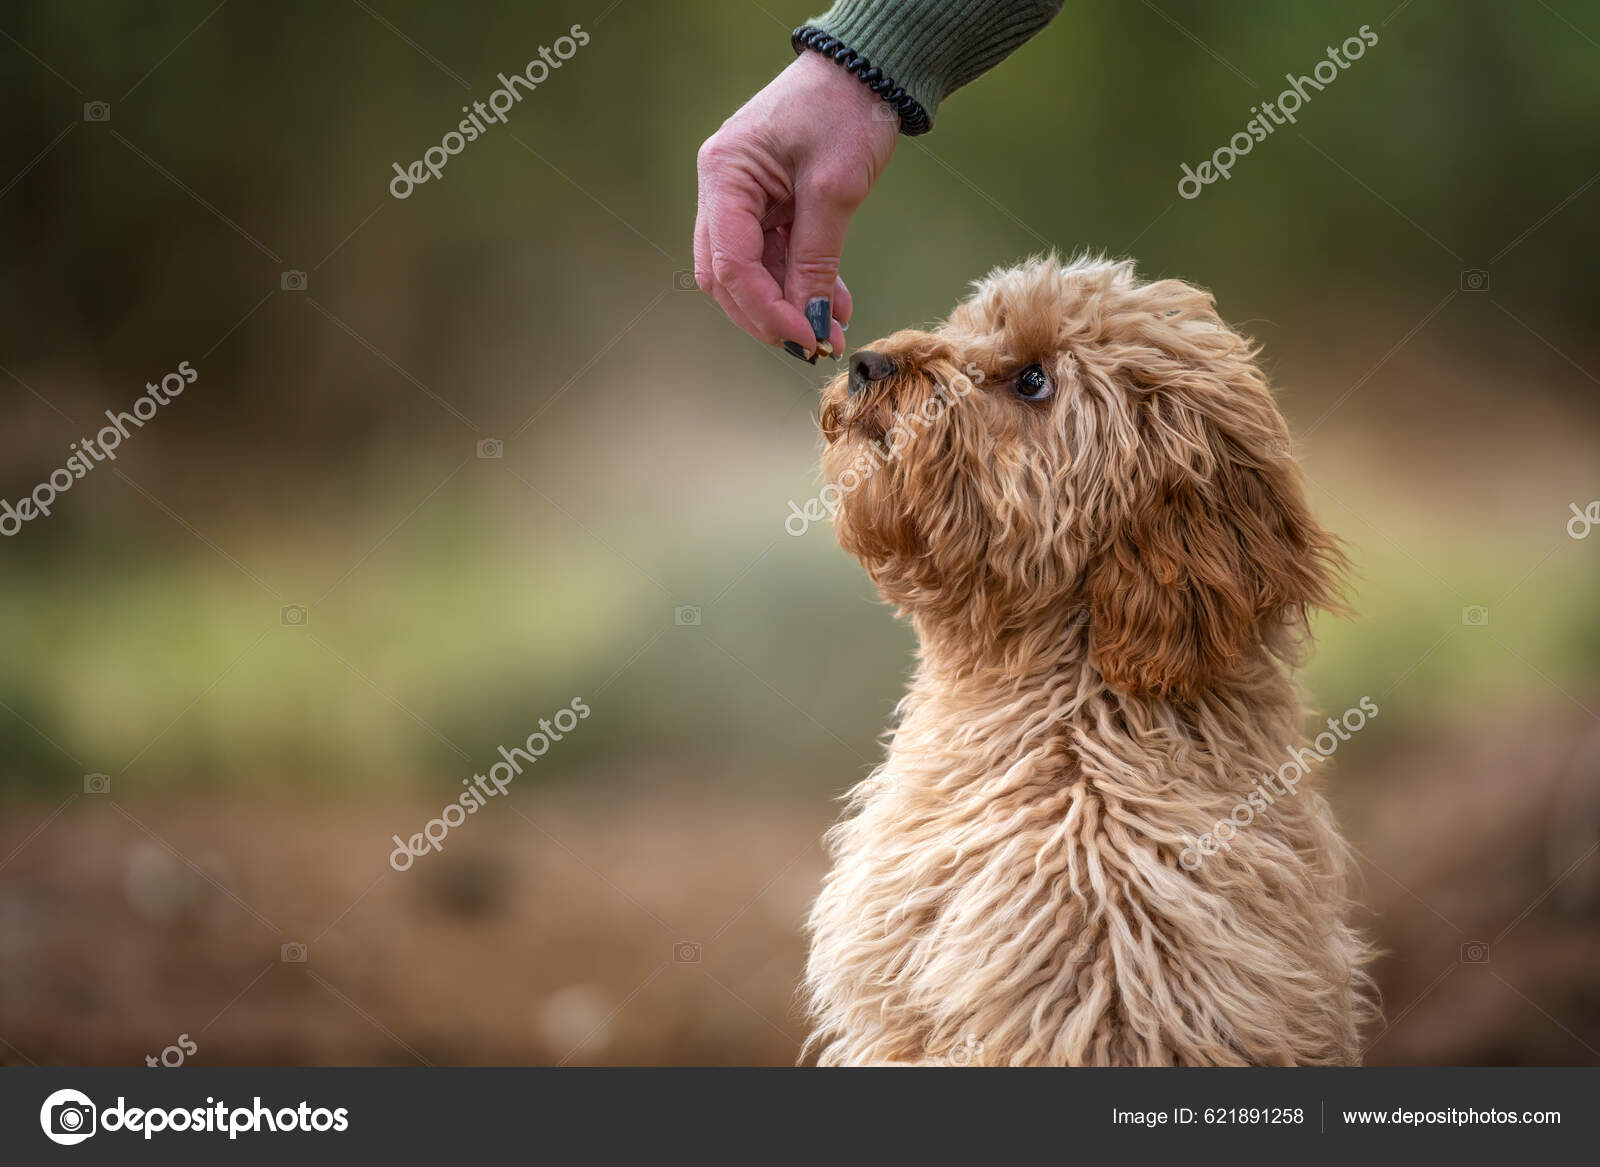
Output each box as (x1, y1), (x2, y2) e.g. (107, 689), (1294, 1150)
(848, 350), (897, 396)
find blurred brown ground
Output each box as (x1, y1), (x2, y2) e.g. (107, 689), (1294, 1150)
(3, 713), (1596, 1067)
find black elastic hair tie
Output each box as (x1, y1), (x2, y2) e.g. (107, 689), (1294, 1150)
(792, 26), (931, 136)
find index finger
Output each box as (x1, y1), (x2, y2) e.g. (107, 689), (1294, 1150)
(704, 186), (813, 349)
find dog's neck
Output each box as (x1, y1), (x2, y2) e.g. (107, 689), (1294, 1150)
(908, 605), (1090, 690)
(900, 604), (1303, 793)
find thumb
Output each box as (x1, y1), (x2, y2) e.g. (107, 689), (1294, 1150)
(784, 194), (852, 356)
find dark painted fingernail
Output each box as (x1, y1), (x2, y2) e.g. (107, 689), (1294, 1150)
(805, 298), (831, 344)
(782, 340), (816, 364)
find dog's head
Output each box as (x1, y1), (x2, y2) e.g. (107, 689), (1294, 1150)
(818, 255), (1345, 700)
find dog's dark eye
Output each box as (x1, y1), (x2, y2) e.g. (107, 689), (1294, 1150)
(1015, 363), (1053, 401)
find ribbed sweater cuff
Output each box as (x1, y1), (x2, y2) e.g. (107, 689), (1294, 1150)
(798, 0), (1061, 131)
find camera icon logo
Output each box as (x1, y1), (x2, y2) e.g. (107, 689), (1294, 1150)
(944, 1034), (985, 1067)
(476, 438), (504, 460)
(1460, 940), (1490, 964)
(1461, 605), (1490, 627)
(673, 941), (701, 963)
(672, 269), (697, 292)
(280, 604), (308, 627)
(83, 772), (111, 795)
(82, 101), (111, 123)
(1459, 268), (1490, 293)
(674, 605), (701, 627)
(40, 1088), (97, 1145)
(281, 941), (308, 963)
(280, 269), (308, 292)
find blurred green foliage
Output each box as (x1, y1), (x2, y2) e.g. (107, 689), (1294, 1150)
(2, 1), (1596, 792)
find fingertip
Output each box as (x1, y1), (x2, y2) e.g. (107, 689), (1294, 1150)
(760, 303), (818, 354)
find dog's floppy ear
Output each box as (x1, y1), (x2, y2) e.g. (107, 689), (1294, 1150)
(1087, 448), (1344, 700)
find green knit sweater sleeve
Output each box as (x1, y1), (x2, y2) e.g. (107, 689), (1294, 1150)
(795, 0), (1062, 134)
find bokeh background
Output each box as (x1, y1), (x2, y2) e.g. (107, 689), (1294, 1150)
(2, 0), (1597, 1066)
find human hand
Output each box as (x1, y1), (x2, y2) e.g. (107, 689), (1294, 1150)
(694, 50), (898, 360)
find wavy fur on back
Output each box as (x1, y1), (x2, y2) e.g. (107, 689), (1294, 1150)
(804, 255), (1376, 1066)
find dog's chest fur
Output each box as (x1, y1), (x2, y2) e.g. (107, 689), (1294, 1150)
(803, 661), (1370, 1066)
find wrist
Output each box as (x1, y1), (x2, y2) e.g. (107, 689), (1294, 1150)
(792, 25), (931, 136)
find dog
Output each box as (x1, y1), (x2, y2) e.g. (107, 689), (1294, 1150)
(803, 255), (1376, 1066)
